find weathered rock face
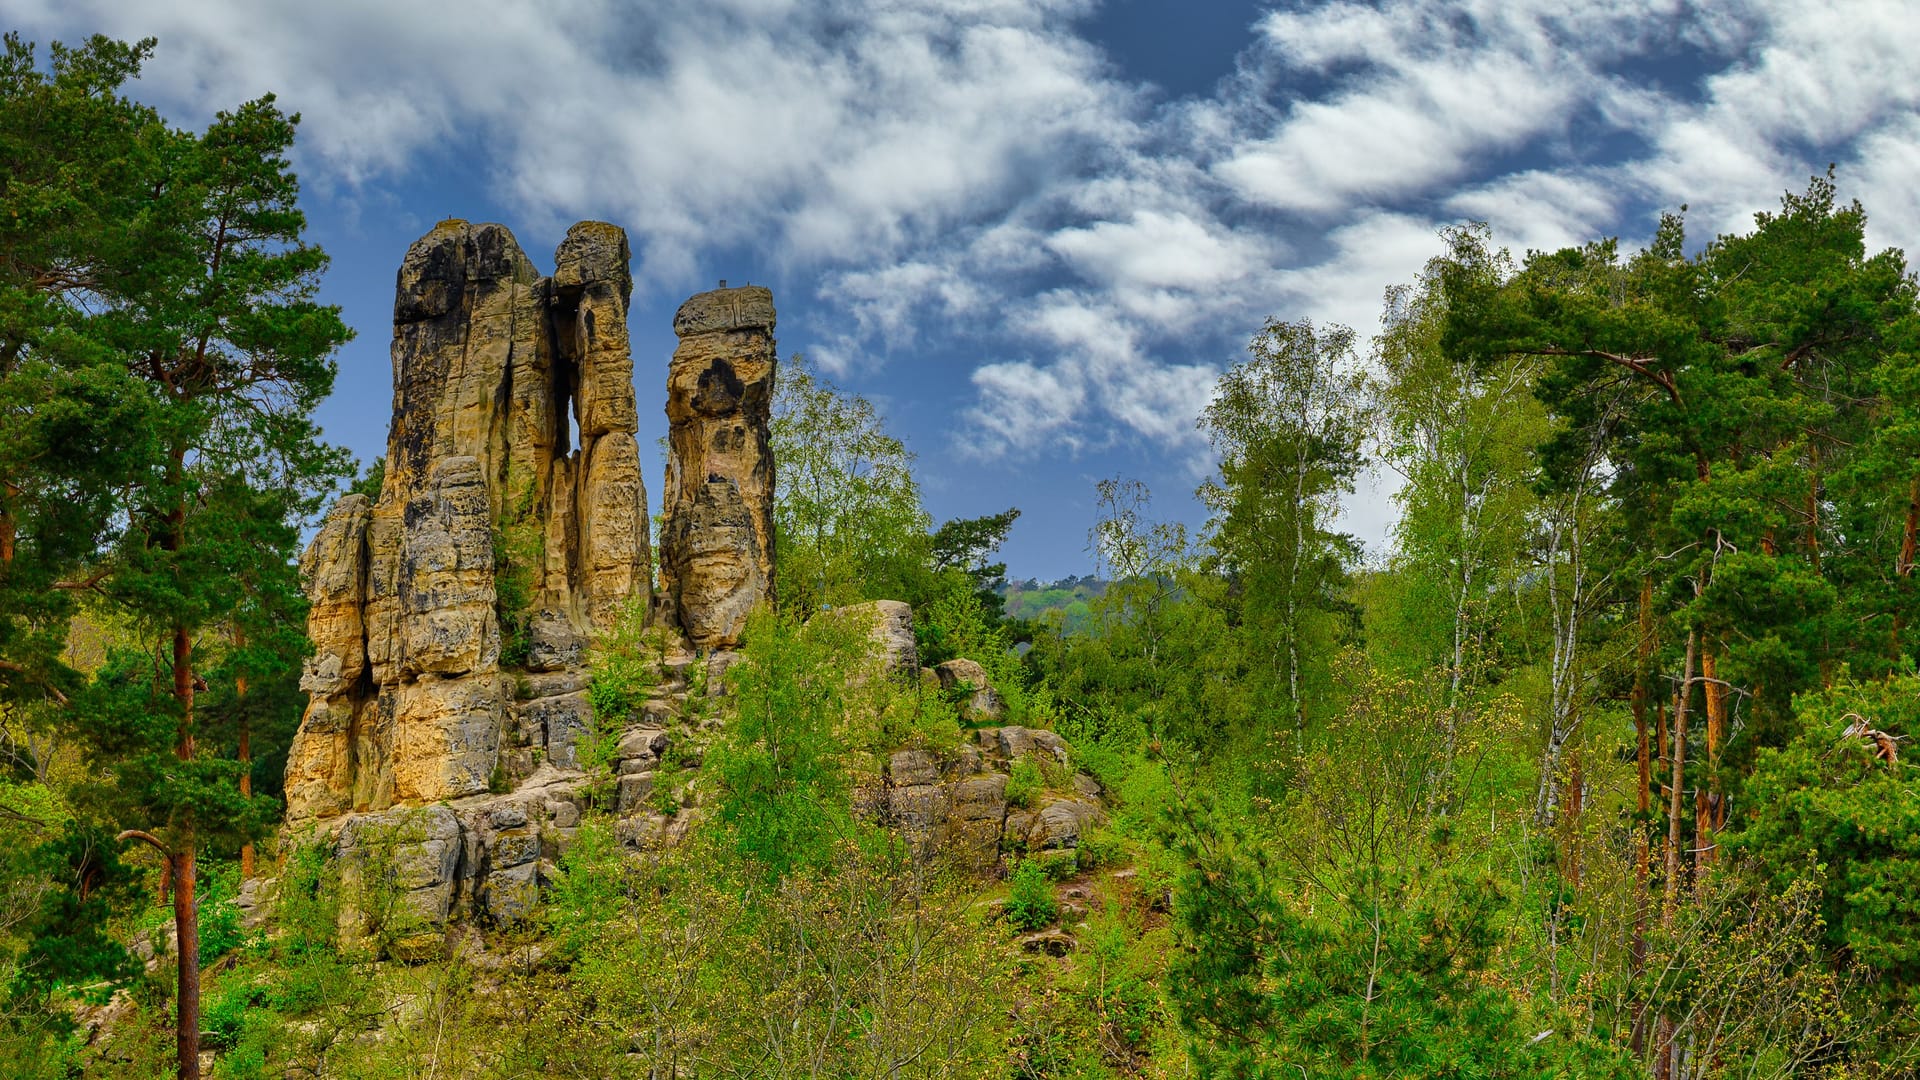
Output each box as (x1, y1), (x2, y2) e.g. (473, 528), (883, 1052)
(934, 657), (1006, 723)
(285, 220), (650, 823)
(883, 726), (1105, 871)
(845, 600), (919, 676)
(657, 286), (777, 650)
(328, 766), (590, 954)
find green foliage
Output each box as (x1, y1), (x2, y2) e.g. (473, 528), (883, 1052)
(1005, 858), (1057, 931)
(1074, 826), (1127, 871)
(711, 609), (862, 882)
(547, 826), (1014, 1078)
(1730, 673), (1920, 1004)
(4, 48), (1918, 1076)
(1001, 576), (1105, 633)
(584, 595), (663, 725)
(930, 506), (1022, 627)
(1, 28), (354, 1070)
(492, 467), (543, 669)
(196, 863), (252, 965)
(1200, 320), (1367, 735)
(74, 650), (277, 860)
(348, 456), (385, 502)
(1006, 757), (1044, 809)
(772, 353), (933, 613)
(1166, 802), (1634, 1078)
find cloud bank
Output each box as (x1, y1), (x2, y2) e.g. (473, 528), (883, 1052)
(16, 0), (1920, 467)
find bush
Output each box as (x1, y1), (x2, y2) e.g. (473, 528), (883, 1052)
(712, 610), (860, 881)
(197, 864), (252, 964)
(586, 597), (663, 725)
(1075, 827), (1127, 871)
(201, 979), (261, 1049)
(1006, 858), (1057, 930)
(1033, 849), (1079, 881)
(1005, 758), (1044, 810)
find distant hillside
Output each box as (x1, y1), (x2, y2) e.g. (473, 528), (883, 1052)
(998, 575), (1106, 632)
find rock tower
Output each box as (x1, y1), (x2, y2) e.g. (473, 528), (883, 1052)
(273, 223), (1109, 937)
(284, 220), (652, 822)
(656, 285), (778, 650)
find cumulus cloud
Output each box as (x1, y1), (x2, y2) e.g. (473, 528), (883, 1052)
(16, 0), (1920, 504)
(14, 0), (1127, 279)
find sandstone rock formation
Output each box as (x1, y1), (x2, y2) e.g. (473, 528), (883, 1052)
(656, 286), (777, 650)
(286, 220), (650, 823)
(933, 657), (1006, 723)
(276, 221), (1103, 941)
(884, 726), (1104, 871)
(844, 600), (919, 676)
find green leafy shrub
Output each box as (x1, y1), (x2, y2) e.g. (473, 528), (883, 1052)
(1033, 849), (1079, 881)
(712, 609), (863, 881)
(492, 466), (543, 669)
(1731, 672), (1920, 1006)
(197, 864), (251, 964)
(1075, 826), (1128, 871)
(1005, 757), (1044, 809)
(1006, 858), (1057, 930)
(202, 979), (262, 1049)
(586, 597), (663, 725)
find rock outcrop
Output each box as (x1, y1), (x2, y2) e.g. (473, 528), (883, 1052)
(656, 286), (777, 650)
(286, 220), (650, 822)
(934, 658), (1006, 723)
(276, 219), (1100, 946)
(883, 727), (1104, 871)
(844, 600), (919, 676)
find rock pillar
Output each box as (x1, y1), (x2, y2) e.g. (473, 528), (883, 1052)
(284, 220), (650, 822)
(657, 286), (777, 650)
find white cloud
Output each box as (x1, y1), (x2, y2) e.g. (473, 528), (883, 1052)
(1444, 171), (1620, 254)
(966, 358), (1087, 453)
(1046, 209), (1268, 291)
(16, 0), (1129, 280)
(1611, 0), (1920, 237)
(1852, 115), (1920, 255)
(1217, 51), (1583, 214)
(19, 0), (1920, 552)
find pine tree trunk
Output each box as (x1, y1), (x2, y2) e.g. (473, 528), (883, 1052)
(172, 620), (201, 1080)
(0, 482), (15, 565)
(235, 629), (253, 880)
(174, 845), (200, 1080)
(238, 717), (254, 880)
(1698, 650), (1725, 867)
(167, 455), (201, 1080)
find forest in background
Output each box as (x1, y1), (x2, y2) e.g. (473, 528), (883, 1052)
(3, 32), (1919, 1080)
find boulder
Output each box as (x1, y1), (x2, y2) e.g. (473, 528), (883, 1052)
(1018, 928), (1075, 956)
(933, 658), (1006, 723)
(977, 726), (1069, 766)
(843, 600), (919, 676)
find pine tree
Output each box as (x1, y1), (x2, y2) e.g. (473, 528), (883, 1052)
(0, 35), (350, 1079)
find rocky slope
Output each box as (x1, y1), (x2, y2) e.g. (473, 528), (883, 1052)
(278, 221), (1101, 939)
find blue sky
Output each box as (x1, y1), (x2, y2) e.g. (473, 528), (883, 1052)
(15, 0), (1920, 579)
